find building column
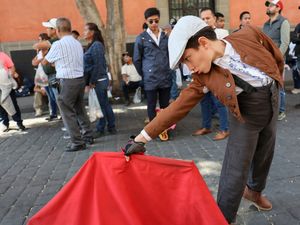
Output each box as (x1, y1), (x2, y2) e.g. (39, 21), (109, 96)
(215, 0), (230, 30)
(155, 0), (170, 26)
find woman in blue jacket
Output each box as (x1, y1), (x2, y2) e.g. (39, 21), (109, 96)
(83, 23), (116, 136)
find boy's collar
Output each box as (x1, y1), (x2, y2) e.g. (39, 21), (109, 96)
(213, 39), (231, 64)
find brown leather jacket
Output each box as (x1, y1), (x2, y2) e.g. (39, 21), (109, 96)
(144, 25), (284, 139)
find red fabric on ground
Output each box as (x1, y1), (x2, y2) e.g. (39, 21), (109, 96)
(27, 152), (227, 225)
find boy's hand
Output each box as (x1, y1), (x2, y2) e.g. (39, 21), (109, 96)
(123, 136), (146, 156)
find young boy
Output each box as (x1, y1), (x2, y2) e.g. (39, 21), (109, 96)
(124, 16), (284, 224)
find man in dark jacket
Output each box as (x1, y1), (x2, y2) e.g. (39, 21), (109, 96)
(133, 7), (172, 124)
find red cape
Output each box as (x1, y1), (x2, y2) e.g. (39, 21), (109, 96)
(27, 152), (227, 225)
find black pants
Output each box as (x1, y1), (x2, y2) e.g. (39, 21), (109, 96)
(217, 82), (279, 223)
(145, 87), (171, 121)
(0, 90), (23, 127)
(122, 81), (142, 101)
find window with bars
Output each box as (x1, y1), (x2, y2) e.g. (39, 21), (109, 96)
(169, 0), (215, 21)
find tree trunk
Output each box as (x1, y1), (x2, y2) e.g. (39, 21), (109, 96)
(75, 0), (125, 92)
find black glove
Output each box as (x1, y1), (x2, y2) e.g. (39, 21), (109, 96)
(123, 136), (146, 156)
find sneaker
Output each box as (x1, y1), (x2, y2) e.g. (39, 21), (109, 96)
(61, 127), (67, 132)
(93, 131), (105, 139)
(18, 124), (26, 131)
(108, 128), (117, 135)
(0, 124), (9, 132)
(46, 115), (58, 121)
(35, 109), (43, 117)
(277, 112), (286, 121)
(291, 88), (300, 94)
(159, 130), (169, 141)
(63, 134), (71, 139)
(84, 137), (94, 145)
(65, 143), (86, 152)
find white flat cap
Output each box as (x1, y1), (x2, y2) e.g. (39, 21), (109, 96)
(168, 16), (208, 69)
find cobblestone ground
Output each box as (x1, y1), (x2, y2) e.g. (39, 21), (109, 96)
(0, 90), (299, 225)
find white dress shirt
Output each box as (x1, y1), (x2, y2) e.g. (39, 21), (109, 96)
(45, 35), (84, 79)
(213, 40), (273, 94)
(147, 28), (162, 46)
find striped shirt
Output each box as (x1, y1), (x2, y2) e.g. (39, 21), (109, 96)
(45, 35), (83, 79)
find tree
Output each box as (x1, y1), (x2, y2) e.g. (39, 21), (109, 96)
(75, 0), (126, 91)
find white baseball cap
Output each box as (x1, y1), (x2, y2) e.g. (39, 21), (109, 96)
(265, 0), (284, 10)
(42, 18), (57, 29)
(168, 16), (208, 69)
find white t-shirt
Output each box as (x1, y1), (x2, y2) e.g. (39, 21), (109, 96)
(121, 64), (142, 82)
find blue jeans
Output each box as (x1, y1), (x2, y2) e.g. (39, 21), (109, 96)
(170, 70), (178, 100)
(279, 88), (285, 113)
(200, 92), (228, 131)
(94, 79), (115, 132)
(44, 86), (58, 116)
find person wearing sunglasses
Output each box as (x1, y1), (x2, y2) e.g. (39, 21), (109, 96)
(133, 7), (172, 140)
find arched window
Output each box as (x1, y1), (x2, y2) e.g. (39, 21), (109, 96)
(169, 0), (215, 21)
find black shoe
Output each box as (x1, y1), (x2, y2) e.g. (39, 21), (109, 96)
(124, 100), (131, 106)
(108, 128), (117, 135)
(84, 137), (94, 145)
(65, 143), (86, 152)
(93, 131), (105, 139)
(46, 115), (58, 121)
(18, 124), (26, 131)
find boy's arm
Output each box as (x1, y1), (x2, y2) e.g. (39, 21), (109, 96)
(124, 76), (205, 155)
(133, 36), (143, 76)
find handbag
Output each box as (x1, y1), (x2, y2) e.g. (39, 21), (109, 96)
(133, 87), (142, 104)
(35, 64), (48, 87)
(88, 89), (103, 122)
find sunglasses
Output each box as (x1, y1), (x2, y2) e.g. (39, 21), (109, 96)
(148, 19), (159, 24)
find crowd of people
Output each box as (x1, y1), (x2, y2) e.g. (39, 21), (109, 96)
(0, 1), (300, 223)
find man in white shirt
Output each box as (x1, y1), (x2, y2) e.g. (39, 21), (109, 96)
(42, 17), (93, 152)
(121, 52), (142, 106)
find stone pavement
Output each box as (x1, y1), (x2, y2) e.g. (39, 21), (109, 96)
(0, 87), (300, 225)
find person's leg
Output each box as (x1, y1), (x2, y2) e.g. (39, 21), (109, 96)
(158, 87), (171, 109)
(201, 93), (213, 129)
(122, 81), (130, 101)
(34, 91), (43, 115)
(247, 82), (279, 191)
(279, 88), (285, 113)
(0, 105), (9, 128)
(73, 78), (93, 139)
(292, 58), (300, 89)
(211, 95), (228, 131)
(10, 90), (24, 127)
(57, 79), (84, 147)
(278, 88), (286, 121)
(145, 89), (158, 121)
(44, 86), (57, 117)
(170, 70), (178, 101)
(94, 79), (116, 132)
(217, 85), (277, 223)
